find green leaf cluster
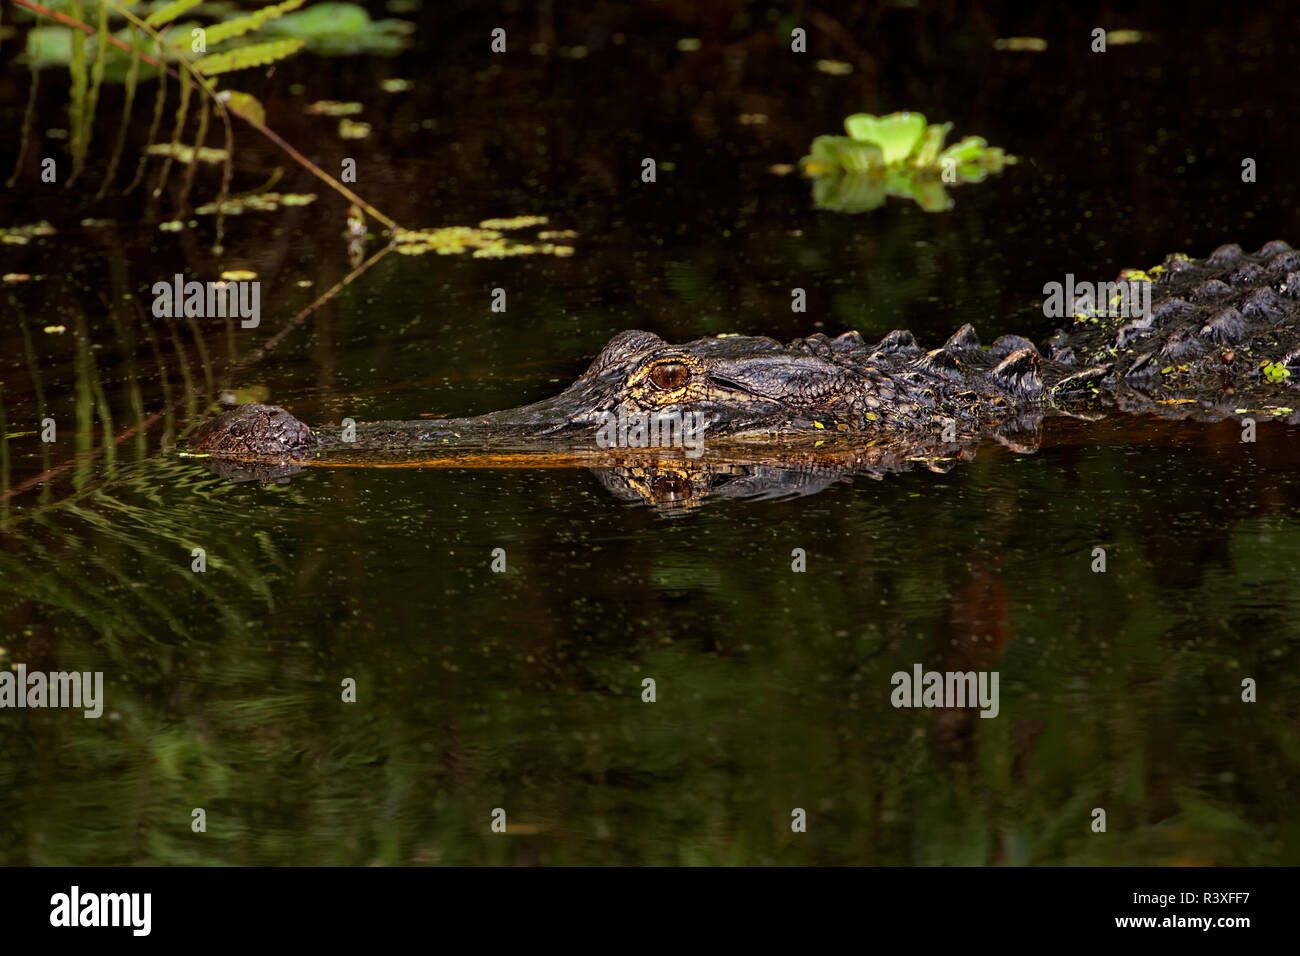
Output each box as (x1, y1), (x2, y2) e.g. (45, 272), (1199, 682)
(799, 111), (1018, 214)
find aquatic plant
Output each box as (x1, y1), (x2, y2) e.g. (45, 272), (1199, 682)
(799, 111), (1016, 213)
(7, 1), (570, 260)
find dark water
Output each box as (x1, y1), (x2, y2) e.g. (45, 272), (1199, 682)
(2, 1), (1299, 864)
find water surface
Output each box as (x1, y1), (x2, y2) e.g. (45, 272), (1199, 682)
(2, 1), (1298, 864)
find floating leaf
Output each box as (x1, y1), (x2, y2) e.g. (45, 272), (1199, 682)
(800, 135), (846, 175)
(844, 112), (926, 162)
(815, 59), (853, 75)
(338, 118), (370, 139)
(1262, 362), (1292, 383)
(479, 216), (549, 229)
(1106, 29), (1148, 46)
(994, 37), (1048, 52)
(194, 192), (317, 215)
(911, 122), (953, 167)
(393, 221), (574, 258)
(801, 112), (1017, 213)
(829, 138), (884, 173)
(146, 143), (229, 163)
(801, 136), (885, 175)
(938, 135), (989, 165)
(0, 222), (57, 244)
(305, 99), (363, 116)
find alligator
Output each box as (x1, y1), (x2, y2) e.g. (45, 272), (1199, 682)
(188, 241), (1300, 501)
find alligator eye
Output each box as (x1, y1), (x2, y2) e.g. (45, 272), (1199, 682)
(648, 362), (689, 391)
(229, 422), (246, 438)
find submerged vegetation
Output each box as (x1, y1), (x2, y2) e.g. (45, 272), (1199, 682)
(799, 111), (1017, 212)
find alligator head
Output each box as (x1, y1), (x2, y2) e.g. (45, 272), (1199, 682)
(434, 328), (924, 437)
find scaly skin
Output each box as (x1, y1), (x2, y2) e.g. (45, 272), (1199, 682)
(187, 241), (1300, 466)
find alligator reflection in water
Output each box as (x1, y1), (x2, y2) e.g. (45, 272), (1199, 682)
(196, 423), (1040, 511)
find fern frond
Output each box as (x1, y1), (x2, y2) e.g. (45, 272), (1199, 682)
(194, 38), (305, 75)
(144, 0), (202, 28)
(195, 0), (306, 48)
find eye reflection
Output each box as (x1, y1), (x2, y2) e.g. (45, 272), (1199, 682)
(651, 474), (692, 501)
(648, 362), (689, 390)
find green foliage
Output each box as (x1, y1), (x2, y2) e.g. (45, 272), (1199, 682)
(1262, 362), (1292, 384)
(193, 37), (304, 74)
(843, 111), (926, 163)
(144, 0), (202, 27)
(198, 0), (304, 47)
(8, 0), (392, 234)
(799, 111), (1017, 214)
